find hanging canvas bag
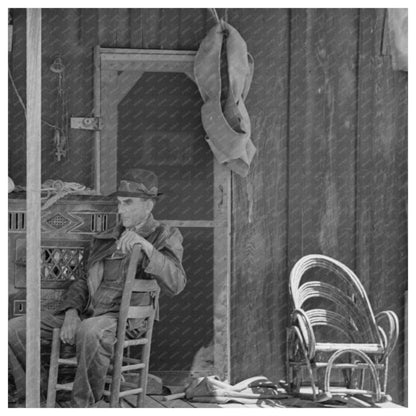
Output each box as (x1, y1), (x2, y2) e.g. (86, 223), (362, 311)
(194, 21), (256, 177)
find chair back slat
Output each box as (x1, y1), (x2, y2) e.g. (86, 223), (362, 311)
(127, 305), (154, 319)
(132, 279), (160, 293)
(306, 309), (369, 343)
(298, 281), (378, 340)
(290, 254), (381, 344)
(110, 246), (160, 407)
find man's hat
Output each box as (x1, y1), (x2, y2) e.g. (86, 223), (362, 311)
(112, 169), (162, 199)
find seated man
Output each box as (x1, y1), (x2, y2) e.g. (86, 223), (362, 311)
(8, 169), (187, 407)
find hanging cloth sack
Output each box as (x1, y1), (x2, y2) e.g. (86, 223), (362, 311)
(194, 21), (256, 177)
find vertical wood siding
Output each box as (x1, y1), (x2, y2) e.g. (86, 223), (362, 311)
(8, 8), (407, 404)
(230, 8), (407, 404)
(230, 7), (290, 390)
(8, 8), (214, 186)
(355, 9), (408, 402)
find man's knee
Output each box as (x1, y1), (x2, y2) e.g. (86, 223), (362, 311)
(76, 318), (115, 342)
(75, 317), (116, 356)
(76, 319), (99, 344)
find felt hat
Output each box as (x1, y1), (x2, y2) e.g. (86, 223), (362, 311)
(112, 169), (162, 199)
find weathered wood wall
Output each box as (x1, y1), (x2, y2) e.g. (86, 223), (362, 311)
(231, 9), (407, 405)
(230, 6), (290, 394)
(8, 8), (212, 186)
(8, 8), (407, 404)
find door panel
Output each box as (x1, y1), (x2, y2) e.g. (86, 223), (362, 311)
(96, 48), (231, 380)
(117, 71), (213, 221)
(117, 71), (214, 375)
(151, 227), (214, 374)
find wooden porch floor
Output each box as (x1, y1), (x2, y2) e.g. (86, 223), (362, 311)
(8, 386), (404, 408)
(129, 393), (404, 409)
(8, 394), (404, 409)
(143, 395), (285, 408)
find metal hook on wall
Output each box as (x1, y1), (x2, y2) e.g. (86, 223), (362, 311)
(50, 56), (65, 74)
(209, 8), (229, 35)
(50, 55), (69, 162)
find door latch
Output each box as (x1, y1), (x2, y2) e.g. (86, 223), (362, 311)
(70, 117), (102, 131)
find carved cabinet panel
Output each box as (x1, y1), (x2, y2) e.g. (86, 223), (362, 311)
(8, 194), (118, 318)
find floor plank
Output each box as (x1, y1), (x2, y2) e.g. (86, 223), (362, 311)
(181, 400), (285, 408)
(9, 388), (405, 409)
(374, 401), (404, 408)
(186, 402), (224, 408)
(122, 395), (166, 408)
(150, 395), (194, 408)
(121, 395), (405, 409)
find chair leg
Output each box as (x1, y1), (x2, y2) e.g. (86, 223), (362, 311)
(109, 338), (125, 407)
(46, 328), (61, 408)
(316, 365), (327, 395)
(285, 329), (293, 393)
(359, 368), (366, 390)
(382, 358), (389, 394)
(286, 327), (303, 394)
(324, 349), (382, 402)
(138, 317), (156, 407)
(305, 358), (320, 400)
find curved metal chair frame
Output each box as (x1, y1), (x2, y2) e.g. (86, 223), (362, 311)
(286, 254), (399, 402)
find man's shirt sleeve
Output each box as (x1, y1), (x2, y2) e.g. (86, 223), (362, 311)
(54, 274), (89, 315)
(144, 226), (187, 296)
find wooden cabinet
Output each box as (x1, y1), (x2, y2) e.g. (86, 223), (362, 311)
(8, 193), (118, 319)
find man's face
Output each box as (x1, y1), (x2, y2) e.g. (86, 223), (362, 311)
(117, 196), (153, 228)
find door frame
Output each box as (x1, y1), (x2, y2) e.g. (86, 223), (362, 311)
(93, 46), (231, 380)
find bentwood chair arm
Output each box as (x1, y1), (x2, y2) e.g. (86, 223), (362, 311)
(291, 308), (316, 360)
(375, 310), (399, 362)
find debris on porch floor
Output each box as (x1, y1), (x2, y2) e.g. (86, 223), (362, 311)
(8, 375), (403, 408)
(113, 389), (404, 409)
(138, 384), (404, 409)
(8, 391), (403, 409)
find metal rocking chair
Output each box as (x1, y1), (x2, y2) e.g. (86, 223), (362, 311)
(286, 254), (399, 402)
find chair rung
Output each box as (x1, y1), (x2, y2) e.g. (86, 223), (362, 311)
(121, 363), (145, 372)
(123, 356), (141, 364)
(119, 388), (143, 398)
(58, 357), (77, 365)
(124, 338), (148, 347)
(56, 382), (74, 391)
(324, 387), (379, 396)
(127, 305), (154, 319)
(120, 381), (137, 389)
(133, 279), (159, 292)
(315, 343), (383, 354)
(313, 362), (385, 369)
(103, 388), (143, 398)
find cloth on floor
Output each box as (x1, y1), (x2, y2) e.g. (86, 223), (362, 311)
(184, 375), (287, 404)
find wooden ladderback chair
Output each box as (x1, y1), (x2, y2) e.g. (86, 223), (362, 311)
(286, 254), (399, 402)
(46, 245), (160, 407)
